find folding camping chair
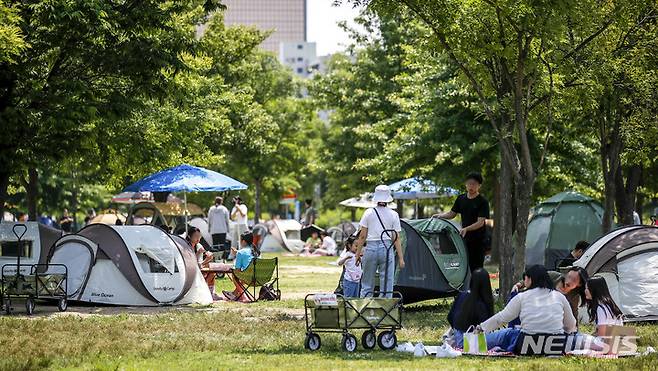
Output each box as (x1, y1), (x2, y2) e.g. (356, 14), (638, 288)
(233, 257), (280, 302)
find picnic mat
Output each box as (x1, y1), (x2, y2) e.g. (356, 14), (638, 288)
(452, 348), (516, 357)
(404, 343), (645, 359)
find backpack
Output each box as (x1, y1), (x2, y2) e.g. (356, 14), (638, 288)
(258, 283), (280, 301)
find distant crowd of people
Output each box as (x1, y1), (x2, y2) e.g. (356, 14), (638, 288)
(3, 208), (84, 233)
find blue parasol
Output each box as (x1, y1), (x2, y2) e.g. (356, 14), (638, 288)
(124, 164), (247, 193)
(389, 177), (458, 200)
(123, 164), (247, 227)
(388, 177), (459, 218)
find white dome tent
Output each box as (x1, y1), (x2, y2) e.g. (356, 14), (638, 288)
(48, 224), (212, 306)
(0, 222), (62, 275)
(573, 225), (658, 321)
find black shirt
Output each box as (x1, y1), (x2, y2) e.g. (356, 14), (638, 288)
(557, 254), (577, 268)
(451, 193), (489, 242)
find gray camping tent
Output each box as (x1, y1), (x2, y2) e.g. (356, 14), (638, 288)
(525, 191), (604, 269)
(48, 224), (212, 306)
(574, 225), (658, 321)
(397, 218), (470, 303)
(0, 222), (62, 275)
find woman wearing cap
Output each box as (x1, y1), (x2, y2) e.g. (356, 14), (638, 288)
(354, 185), (405, 298)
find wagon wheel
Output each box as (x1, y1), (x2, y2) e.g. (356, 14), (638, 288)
(362, 330), (376, 349)
(58, 297), (68, 312)
(25, 297), (35, 315)
(377, 331), (397, 350)
(304, 332), (321, 351)
(341, 333), (358, 352)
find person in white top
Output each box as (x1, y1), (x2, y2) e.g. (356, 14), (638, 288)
(208, 196), (230, 252)
(353, 185), (405, 298)
(476, 265), (576, 352)
(585, 276), (624, 327)
(337, 236), (362, 297)
(568, 276), (626, 352)
(230, 196), (248, 253)
(311, 231), (337, 256)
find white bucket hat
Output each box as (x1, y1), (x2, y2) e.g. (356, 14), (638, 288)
(372, 185), (393, 203)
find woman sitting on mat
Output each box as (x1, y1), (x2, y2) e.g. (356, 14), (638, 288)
(585, 276), (623, 328)
(447, 267), (494, 348)
(475, 265), (576, 353)
(222, 231), (260, 302)
(187, 226), (218, 299)
(569, 276), (624, 351)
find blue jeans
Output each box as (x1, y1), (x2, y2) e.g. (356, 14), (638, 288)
(484, 328), (522, 352)
(360, 240), (395, 298)
(342, 279), (360, 298)
(455, 328), (521, 351)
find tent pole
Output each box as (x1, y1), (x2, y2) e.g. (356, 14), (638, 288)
(184, 190), (188, 231)
(415, 199), (418, 219)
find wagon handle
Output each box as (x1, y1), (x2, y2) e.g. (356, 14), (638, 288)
(12, 223), (27, 241)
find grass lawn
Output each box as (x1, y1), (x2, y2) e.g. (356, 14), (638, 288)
(1, 253), (657, 370)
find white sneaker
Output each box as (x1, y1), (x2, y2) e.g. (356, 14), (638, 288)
(396, 342), (415, 353)
(436, 343), (461, 358)
(414, 342), (427, 357)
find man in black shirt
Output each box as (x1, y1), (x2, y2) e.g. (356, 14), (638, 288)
(433, 173), (490, 271)
(557, 240), (590, 268)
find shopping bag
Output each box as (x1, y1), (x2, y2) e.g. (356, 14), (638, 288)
(313, 293), (338, 306)
(598, 325), (637, 355)
(463, 327), (488, 355)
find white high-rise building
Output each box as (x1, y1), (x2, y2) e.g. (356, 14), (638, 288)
(279, 41), (317, 78)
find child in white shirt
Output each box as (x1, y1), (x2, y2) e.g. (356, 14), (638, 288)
(338, 236), (362, 297)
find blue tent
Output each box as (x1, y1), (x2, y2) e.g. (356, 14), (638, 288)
(123, 164), (247, 227)
(389, 177), (458, 200)
(124, 164), (247, 193)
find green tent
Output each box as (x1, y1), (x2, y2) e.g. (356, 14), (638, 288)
(525, 191), (604, 270)
(396, 218), (470, 303)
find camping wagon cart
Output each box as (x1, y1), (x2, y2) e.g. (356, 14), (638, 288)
(304, 226), (404, 353)
(1, 224), (68, 315)
(303, 292), (403, 352)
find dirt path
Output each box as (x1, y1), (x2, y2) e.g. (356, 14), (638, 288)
(5, 300), (306, 320)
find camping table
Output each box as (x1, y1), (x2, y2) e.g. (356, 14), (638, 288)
(201, 262), (234, 280)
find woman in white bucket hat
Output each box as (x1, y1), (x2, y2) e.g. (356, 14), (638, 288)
(354, 185), (405, 298)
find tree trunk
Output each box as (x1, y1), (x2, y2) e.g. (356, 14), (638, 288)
(615, 165), (642, 226)
(254, 178), (262, 225)
(498, 150), (515, 303)
(602, 178), (616, 233)
(491, 171), (502, 264)
(601, 128), (616, 233)
(27, 167), (38, 221)
(72, 182), (79, 232)
(636, 191), (644, 225)
(512, 180), (532, 274)
(600, 97), (621, 233)
(0, 166), (9, 220)
(396, 199), (404, 218)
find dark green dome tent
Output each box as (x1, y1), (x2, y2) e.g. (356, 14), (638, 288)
(525, 191), (604, 270)
(396, 218), (470, 303)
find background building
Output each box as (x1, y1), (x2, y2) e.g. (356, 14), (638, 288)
(279, 41), (317, 78)
(221, 0), (306, 53)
